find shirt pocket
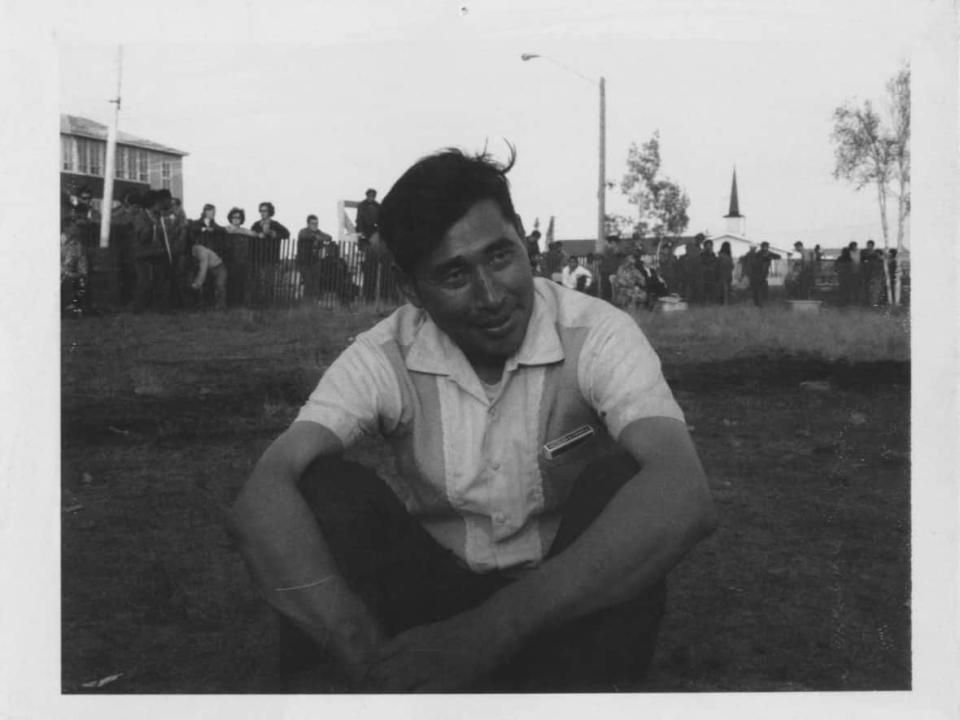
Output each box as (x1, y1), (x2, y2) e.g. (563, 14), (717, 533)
(539, 424), (607, 509)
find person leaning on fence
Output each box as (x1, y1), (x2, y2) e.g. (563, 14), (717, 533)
(187, 235), (228, 310)
(250, 202), (291, 305)
(224, 207), (256, 306)
(189, 203), (227, 257)
(229, 147), (717, 693)
(298, 215), (331, 300)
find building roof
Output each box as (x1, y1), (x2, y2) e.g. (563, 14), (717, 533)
(724, 168), (742, 218)
(60, 114), (188, 156)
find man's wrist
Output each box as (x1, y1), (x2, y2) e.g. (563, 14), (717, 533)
(480, 575), (552, 652)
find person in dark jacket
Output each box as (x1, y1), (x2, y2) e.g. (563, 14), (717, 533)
(250, 201), (291, 305)
(355, 189), (380, 246)
(356, 190), (385, 302)
(749, 242), (781, 307)
(699, 239), (720, 305)
(298, 215), (332, 300)
(835, 247), (855, 306)
(131, 190), (177, 312)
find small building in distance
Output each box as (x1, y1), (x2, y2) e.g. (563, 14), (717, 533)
(60, 114), (188, 208)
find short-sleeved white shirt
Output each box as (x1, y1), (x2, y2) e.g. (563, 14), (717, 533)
(295, 277), (684, 572)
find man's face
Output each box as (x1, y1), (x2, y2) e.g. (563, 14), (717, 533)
(761, 243), (769, 252)
(567, 257), (578, 270)
(259, 206), (270, 219)
(308, 219), (318, 231)
(400, 199), (535, 369)
(79, 193), (92, 206)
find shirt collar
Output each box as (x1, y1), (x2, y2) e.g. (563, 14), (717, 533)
(405, 279), (565, 384)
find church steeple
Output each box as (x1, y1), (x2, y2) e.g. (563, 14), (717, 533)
(725, 169), (742, 218)
(723, 168), (746, 236)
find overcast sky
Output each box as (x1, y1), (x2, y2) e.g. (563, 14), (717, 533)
(53, 0), (921, 249)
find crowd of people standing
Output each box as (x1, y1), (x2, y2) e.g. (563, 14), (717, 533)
(59, 186), (396, 317)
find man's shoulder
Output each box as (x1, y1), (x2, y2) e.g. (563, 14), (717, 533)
(353, 303), (426, 355)
(534, 277), (625, 332)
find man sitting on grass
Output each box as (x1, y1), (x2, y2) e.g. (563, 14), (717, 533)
(230, 148), (717, 693)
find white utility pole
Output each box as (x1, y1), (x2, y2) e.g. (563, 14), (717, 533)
(99, 45), (123, 249)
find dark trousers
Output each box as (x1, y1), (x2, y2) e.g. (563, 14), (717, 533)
(133, 256), (169, 312)
(278, 454), (667, 693)
(751, 278), (769, 306)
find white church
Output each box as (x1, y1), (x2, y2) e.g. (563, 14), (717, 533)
(676, 170), (791, 284)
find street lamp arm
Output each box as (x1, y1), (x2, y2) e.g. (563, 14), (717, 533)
(520, 52), (606, 252)
(520, 52), (597, 85)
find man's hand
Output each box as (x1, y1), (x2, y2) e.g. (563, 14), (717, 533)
(362, 605), (517, 692)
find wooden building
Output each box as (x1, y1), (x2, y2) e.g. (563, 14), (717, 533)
(60, 114), (188, 208)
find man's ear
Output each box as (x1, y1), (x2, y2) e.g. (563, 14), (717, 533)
(394, 265), (423, 309)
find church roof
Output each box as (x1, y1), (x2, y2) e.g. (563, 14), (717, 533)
(724, 168), (743, 218)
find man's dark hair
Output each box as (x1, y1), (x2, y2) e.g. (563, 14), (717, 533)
(365, 188), (377, 198)
(378, 146), (518, 274)
(307, 214), (318, 223)
(259, 202), (276, 217)
(156, 188), (173, 202)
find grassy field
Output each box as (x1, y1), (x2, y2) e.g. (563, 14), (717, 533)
(60, 301), (910, 693)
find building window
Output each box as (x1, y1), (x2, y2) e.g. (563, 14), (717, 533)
(76, 138), (90, 174)
(127, 147), (138, 182)
(61, 136), (74, 171)
(115, 146), (126, 179)
(73, 138), (106, 176)
(161, 161), (172, 189)
(90, 142), (104, 176)
(137, 150), (149, 182)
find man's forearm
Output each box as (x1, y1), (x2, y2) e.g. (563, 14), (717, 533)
(484, 460), (716, 645)
(229, 458), (379, 657)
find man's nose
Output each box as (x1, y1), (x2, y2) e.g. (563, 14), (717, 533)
(473, 267), (505, 309)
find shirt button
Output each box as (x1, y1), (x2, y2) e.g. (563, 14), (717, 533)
(491, 461), (501, 471)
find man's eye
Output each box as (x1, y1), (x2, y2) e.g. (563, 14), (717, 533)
(440, 268), (466, 285)
(491, 248), (514, 264)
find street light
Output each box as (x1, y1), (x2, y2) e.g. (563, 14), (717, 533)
(521, 53), (606, 253)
